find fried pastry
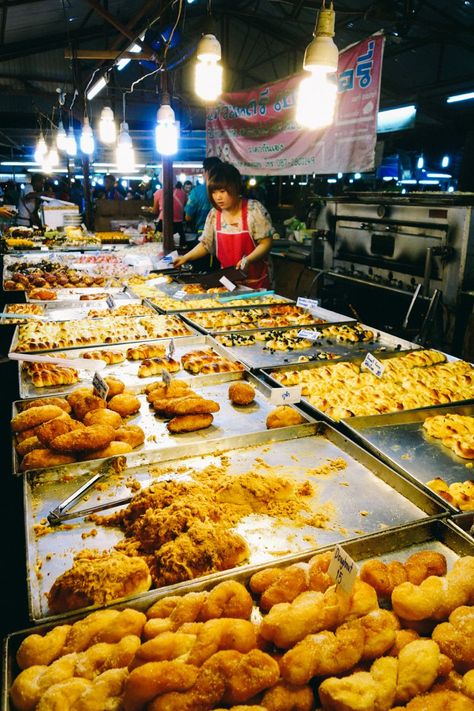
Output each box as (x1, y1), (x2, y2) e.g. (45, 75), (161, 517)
(393, 689), (474, 711)
(113, 424), (145, 448)
(228, 381), (255, 406)
(167, 413), (214, 433)
(126, 343), (167, 360)
(81, 441), (133, 460)
(266, 405), (306, 429)
(36, 416), (85, 447)
(18, 397), (71, 413)
(50, 424), (116, 453)
(138, 357), (181, 378)
(145, 379), (191, 399)
(83, 409), (123, 429)
(107, 393), (141, 417)
(30, 367), (79, 388)
(16, 625), (72, 669)
(20, 449), (76, 472)
(11, 404), (65, 432)
(82, 349), (126, 365)
(123, 661), (199, 711)
(16, 435), (43, 458)
(260, 681), (314, 711)
(70, 394), (106, 422)
(360, 551), (447, 597)
(104, 377), (125, 398)
(159, 396), (220, 417)
(47, 551), (152, 613)
(432, 606), (474, 672)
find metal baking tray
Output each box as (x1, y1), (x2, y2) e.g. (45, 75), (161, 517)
(25, 286), (133, 304)
(3, 516), (472, 711)
(9, 314), (197, 354)
(182, 304), (352, 335)
(18, 335), (248, 399)
(451, 512), (474, 539)
(1, 297), (146, 326)
(215, 323), (417, 370)
(344, 402), (474, 513)
(12, 371), (312, 475)
(260, 350), (466, 426)
(22, 420), (446, 622)
(150, 294), (295, 313)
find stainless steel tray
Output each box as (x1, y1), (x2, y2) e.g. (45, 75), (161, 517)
(18, 335), (248, 399)
(9, 314), (197, 354)
(3, 517), (473, 710)
(215, 323), (417, 370)
(154, 295), (295, 313)
(22, 421), (446, 622)
(12, 371), (312, 475)
(25, 286), (127, 303)
(344, 402), (474, 513)
(1, 297), (144, 326)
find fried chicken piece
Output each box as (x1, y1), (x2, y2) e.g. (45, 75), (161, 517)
(81, 441), (133, 460)
(228, 382), (255, 406)
(107, 393), (141, 417)
(36, 416), (85, 447)
(123, 661), (199, 711)
(36, 678), (92, 711)
(74, 635), (141, 680)
(318, 657), (398, 711)
(260, 681), (315, 710)
(198, 581), (253, 621)
(47, 551), (152, 614)
(20, 449), (76, 472)
(17, 625), (71, 669)
(391, 556), (474, 621)
(83, 409), (122, 429)
(393, 690), (474, 711)
(260, 579), (378, 648)
(11, 404), (65, 432)
(10, 654), (78, 711)
(113, 424), (145, 448)
(432, 606), (474, 672)
(150, 522), (249, 587)
(266, 405), (306, 429)
(70, 667), (128, 711)
(167, 413), (214, 433)
(50, 424), (116, 453)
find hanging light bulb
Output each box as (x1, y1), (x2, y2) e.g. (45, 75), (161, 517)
(115, 122), (136, 173)
(66, 126), (77, 157)
(98, 106), (116, 144)
(296, 1), (339, 130)
(155, 100), (178, 156)
(40, 144), (54, 174)
(48, 146), (60, 168)
(80, 116), (95, 155)
(195, 34), (223, 102)
(56, 120), (68, 152)
(34, 134), (47, 163)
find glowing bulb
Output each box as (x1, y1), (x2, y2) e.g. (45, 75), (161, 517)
(417, 156), (424, 169)
(248, 177), (257, 187)
(116, 122), (135, 172)
(56, 121), (68, 152)
(48, 147), (59, 167)
(295, 69), (337, 129)
(66, 127), (77, 157)
(155, 104), (178, 156)
(34, 135), (47, 163)
(195, 34), (222, 102)
(99, 106), (116, 144)
(80, 117), (95, 155)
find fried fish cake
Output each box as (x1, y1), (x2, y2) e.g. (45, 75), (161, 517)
(107, 394), (141, 418)
(266, 406), (305, 429)
(167, 414), (214, 433)
(36, 416), (85, 447)
(50, 425), (116, 453)
(81, 441), (133, 460)
(21, 449), (76, 472)
(11, 404), (65, 433)
(228, 382), (255, 406)
(17, 397), (71, 414)
(83, 409), (123, 429)
(104, 377), (125, 399)
(114, 425), (145, 449)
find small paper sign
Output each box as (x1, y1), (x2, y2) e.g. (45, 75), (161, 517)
(328, 544), (358, 595)
(106, 295), (115, 309)
(297, 329), (322, 340)
(269, 385), (302, 405)
(297, 297), (320, 311)
(362, 352), (384, 378)
(167, 338), (175, 360)
(162, 250), (179, 263)
(174, 290), (187, 300)
(219, 276), (237, 292)
(92, 371), (109, 400)
(162, 368), (171, 385)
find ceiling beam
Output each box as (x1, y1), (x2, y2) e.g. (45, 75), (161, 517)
(65, 49), (152, 60)
(0, 25), (106, 62)
(84, 0), (150, 49)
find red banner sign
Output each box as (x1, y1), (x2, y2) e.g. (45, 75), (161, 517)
(206, 34), (384, 175)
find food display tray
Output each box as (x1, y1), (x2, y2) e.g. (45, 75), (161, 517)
(215, 323), (417, 370)
(12, 371), (312, 475)
(22, 421), (446, 622)
(18, 335), (248, 399)
(344, 402), (474, 512)
(1, 297), (144, 326)
(152, 281), (254, 299)
(3, 516), (472, 710)
(25, 287), (132, 303)
(149, 294), (295, 313)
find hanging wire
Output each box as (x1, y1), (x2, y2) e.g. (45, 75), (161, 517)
(163, 0), (184, 61)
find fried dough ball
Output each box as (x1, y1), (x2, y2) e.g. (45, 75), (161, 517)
(36, 416), (84, 448)
(393, 690), (474, 711)
(259, 565), (308, 612)
(63, 610), (124, 654)
(20, 450), (76, 472)
(432, 606), (474, 672)
(71, 668), (129, 711)
(16, 625), (71, 670)
(73, 635), (141, 680)
(129, 632), (196, 669)
(198, 581), (253, 621)
(260, 681), (315, 711)
(81, 441), (133, 460)
(123, 661), (199, 711)
(83, 409), (123, 429)
(36, 678), (92, 711)
(387, 629), (420, 656)
(18, 397), (71, 414)
(11, 404), (65, 432)
(70, 394), (106, 422)
(50, 425), (116, 454)
(167, 413), (214, 433)
(229, 381), (256, 406)
(16, 435), (43, 458)
(66, 388), (93, 407)
(11, 660), (83, 711)
(113, 424), (145, 449)
(266, 405), (306, 429)
(107, 393), (141, 417)
(104, 377), (125, 399)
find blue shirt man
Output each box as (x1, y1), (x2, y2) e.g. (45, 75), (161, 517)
(184, 156), (221, 232)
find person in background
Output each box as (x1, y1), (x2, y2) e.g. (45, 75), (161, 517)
(152, 181), (187, 245)
(104, 174), (123, 200)
(174, 162), (273, 289)
(69, 180), (84, 210)
(184, 156), (222, 233)
(183, 180), (193, 197)
(17, 173), (45, 227)
(3, 180), (20, 208)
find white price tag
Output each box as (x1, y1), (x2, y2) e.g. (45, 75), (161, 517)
(174, 290), (187, 300)
(92, 371), (109, 400)
(106, 295), (115, 309)
(328, 544), (358, 595)
(219, 276), (236, 292)
(297, 297), (320, 311)
(162, 250), (179, 263)
(269, 385), (302, 405)
(162, 368), (172, 385)
(362, 352), (385, 378)
(297, 329), (321, 341)
(167, 338), (175, 360)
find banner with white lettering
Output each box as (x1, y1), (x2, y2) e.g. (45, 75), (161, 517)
(206, 34), (384, 175)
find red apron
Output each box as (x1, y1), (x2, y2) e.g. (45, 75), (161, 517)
(215, 199), (270, 289)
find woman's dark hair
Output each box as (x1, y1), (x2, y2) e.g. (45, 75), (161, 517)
(207, 162), (242, 210)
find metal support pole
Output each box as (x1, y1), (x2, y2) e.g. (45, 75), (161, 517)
(82, 154), (92, 230)
(162, 156), (174, 253)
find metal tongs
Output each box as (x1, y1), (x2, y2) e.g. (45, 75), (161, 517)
(47, 456), (129, 526)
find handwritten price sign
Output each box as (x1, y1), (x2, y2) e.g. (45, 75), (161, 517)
(297, 329), (321, 341)
(92, 371), (109, 400)
(269, 385), (302, 405)
(328, 544), (358, 595)
(362, 352), (384, 378)
(297, 297), (320, 311)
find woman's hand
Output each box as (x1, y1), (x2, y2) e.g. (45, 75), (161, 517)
(0, 207), (16, 218)
(173, 256), (188, 268)
(236, 257), (248, 271)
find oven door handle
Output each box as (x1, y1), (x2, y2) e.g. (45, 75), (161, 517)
(402, 283), (421, 330)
